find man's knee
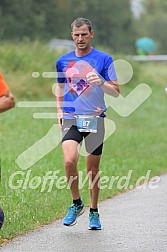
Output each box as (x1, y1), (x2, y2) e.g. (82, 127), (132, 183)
(64, 158), (77, 171)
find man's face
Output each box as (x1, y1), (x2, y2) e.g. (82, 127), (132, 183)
(71, 24), (94, 51)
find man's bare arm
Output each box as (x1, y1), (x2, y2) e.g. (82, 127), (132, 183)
(55, 83), (65, 128)
(86, 71), (119, 97)
(99, 80), (119, 97)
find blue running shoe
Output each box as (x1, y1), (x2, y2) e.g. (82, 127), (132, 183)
(63, 202), (84, 226)
(89, 212), (101, 230)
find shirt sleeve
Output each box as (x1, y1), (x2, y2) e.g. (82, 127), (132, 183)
(0, 73), (9, 96)
(103, 56), (117, 81)
(56, 59), (66, 83)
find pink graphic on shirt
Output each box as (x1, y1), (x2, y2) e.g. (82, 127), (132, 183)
(66, 60), (94, 96)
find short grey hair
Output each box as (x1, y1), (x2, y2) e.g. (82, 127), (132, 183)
(71, 17), (92, 32)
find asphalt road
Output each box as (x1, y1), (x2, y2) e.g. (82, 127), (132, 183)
(1, 173), (167, 252)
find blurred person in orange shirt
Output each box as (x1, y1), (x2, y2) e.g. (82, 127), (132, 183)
(0, 72), (15, 228)
(0, 73), (15, 112)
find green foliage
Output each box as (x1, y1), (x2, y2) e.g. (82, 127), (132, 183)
(1, 1), (167, 53)
(0, 0), (136, 53)
(0, 41), (61, 98)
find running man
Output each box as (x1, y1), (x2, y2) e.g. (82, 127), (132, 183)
(56, 17), (119, 230)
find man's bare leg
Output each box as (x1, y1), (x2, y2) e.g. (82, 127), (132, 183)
(86, 154), (101, 209)
(62, 139), (80, 200)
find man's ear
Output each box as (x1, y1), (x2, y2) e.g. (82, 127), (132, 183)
(90, 30), (94, 38)
(71, 32), (74, 39)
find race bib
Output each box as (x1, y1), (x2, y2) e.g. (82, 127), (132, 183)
(75, 115), (98, 133)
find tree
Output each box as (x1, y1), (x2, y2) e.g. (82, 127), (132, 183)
(85, 0), (136, 52)
(0, 0), (136, 53)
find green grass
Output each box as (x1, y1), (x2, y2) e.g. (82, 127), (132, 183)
(0, 40), (63, 99)
(0, 42), (167, 243)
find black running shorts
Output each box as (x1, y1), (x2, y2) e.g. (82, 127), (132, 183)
(62, 118), (105, 155)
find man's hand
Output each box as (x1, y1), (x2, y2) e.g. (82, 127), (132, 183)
(57, 107), (63, 128)
(0, 91), (15, 112)
(86, 70), (119, 97)
(86, 70), (103, 86)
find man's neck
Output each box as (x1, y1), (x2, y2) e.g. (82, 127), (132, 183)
(75, 46), (93, 57)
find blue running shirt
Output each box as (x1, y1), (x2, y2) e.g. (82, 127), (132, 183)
(56, 48), (117, 119)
